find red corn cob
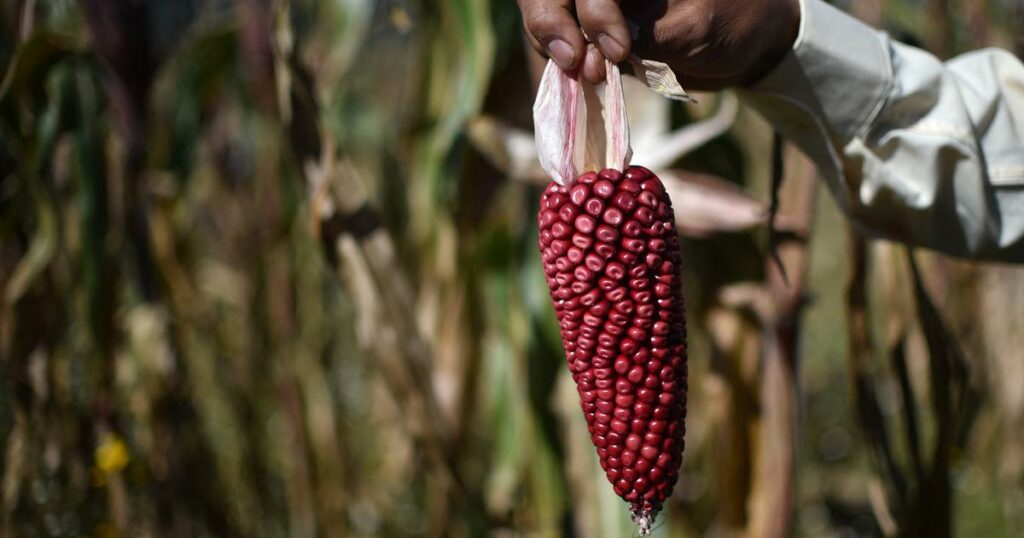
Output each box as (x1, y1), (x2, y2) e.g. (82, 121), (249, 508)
(538, 165), (687, 529)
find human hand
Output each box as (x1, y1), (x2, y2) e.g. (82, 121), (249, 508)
(516, 0), (801, 90)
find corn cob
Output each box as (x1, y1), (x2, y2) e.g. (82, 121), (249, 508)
(538, 165), (687, 528)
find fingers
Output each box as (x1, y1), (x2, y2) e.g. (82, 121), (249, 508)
(581, 43), (607, 83)
(575, 0), (631, 63)
(517, 0), (586, 70)
(517, 0), (634, 78)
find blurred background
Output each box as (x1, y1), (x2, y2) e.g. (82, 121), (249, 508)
(1, 0), (1023, 536)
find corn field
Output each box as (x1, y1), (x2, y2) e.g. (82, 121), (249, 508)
(1, 0), (1023, 536)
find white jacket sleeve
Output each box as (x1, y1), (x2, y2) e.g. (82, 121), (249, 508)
(740, 0), (1024, 262)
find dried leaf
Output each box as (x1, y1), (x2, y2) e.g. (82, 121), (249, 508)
(3, 194), (57, 306)
(621, 74), (671, 157)
(631, 93), (737, 170)
(467, 116), (545, 180)
(660, 171), (768, 237)
(627, 55), (694, 103)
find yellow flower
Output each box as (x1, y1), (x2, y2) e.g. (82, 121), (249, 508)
(95, 435), (130, 474)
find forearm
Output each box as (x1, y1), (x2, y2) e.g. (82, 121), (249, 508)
(740, 0), (1024, 262)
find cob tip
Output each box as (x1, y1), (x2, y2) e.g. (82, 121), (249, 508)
(630, 506), (654, 536)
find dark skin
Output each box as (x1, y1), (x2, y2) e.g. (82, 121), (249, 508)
(516, 0), (802, 90)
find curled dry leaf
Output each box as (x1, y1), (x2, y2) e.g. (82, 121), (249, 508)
(467, 116), (546, 181)
(659, 171), (770, 238)
(627, 55), (694, 103)
(631, 93), (738, 171)
(468, 118), (801, 238)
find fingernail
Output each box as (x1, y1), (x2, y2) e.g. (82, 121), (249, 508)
(547, 39), (575, 69)
(598, 34), (626, 62)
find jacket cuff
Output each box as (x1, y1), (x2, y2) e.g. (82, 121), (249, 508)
(746, 0), (893, 145)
